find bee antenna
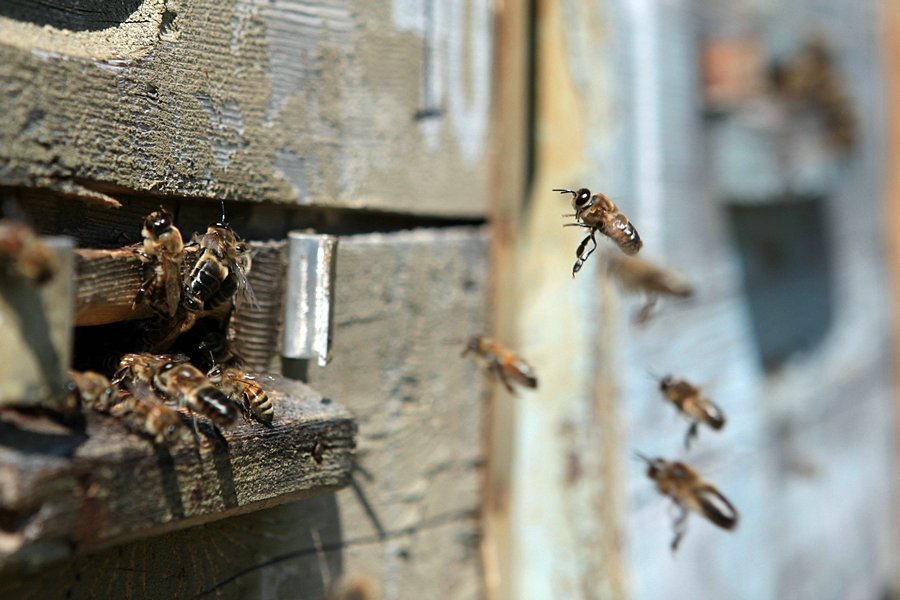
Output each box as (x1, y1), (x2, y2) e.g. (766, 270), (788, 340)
(552, 188), (576, 197)
(646, 369), (662, 381)
(633, 450), (653, 464)
(219, 201), (227, 226)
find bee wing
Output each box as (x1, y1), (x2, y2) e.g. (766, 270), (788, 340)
(695, 484), (738, 530)
(230, 258), (259, 310)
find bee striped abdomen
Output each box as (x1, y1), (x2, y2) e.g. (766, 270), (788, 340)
(607, 214), (642, 255)
(193, 386), (238, 426)
(186, 259), (228, 308)
(244, 387), (274, 424)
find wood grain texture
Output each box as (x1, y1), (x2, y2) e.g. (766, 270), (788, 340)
(0, 0), (494, 218)
(0, 375), (355, 572)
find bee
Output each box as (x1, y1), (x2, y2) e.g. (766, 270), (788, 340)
(113, 353), (237, 428)
(207, 365), (273, 425)
(636, 453), (738, 552)
(198, 330), (245, 369)
(554, 188), (641, 277)
(183, 220), (255, 312)
(603, 253), (694, 323)
(462, 336), (538, 394)
(67, 369), (116, 412)
(658, 375), (725, 449)
(109, 387), (186, 446)
(0, 220), (57, 284)
(324, 575), (379, 600)
(132, 208), (185, 317)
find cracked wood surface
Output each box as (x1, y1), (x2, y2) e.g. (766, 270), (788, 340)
(0, 375), (355, 572)
(0, 0), (493, 218)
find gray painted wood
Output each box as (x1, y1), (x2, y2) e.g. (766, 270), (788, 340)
(0, 0), (493, 218)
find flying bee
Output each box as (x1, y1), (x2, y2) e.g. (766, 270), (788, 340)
(0, 220), (57, 284)
(554, 187), (642, 277)
(207, 365), (273, 425)
(132, 208), (185, 317)
(183, 220), (255, 312)
(113, 353), (237, 428)
(657, 375), (725, 449)
(636, 453), (738, 552)
(462, 336), (538, 394)
(603, 253), (694, 323)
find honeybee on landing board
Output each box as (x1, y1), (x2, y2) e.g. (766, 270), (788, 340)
(554, 188), (642, 277)
(184, 219), (255, 313)
(462, 336), (538, 394)
(109, 387), (186, 446)
(113, 353), (237, 429)
(207, 365), (273, 425)
(658, 375), (725, 449)
(0, 220), (57, 284)
(132, 208), (185, 318)
(67, 369), (116, 412)
(636, 453), (738, 552)
(603, 252), (694, 323)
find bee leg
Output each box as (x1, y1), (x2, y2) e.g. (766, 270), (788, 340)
(492, 363), (518, 396)
(634, 294), (659, 325)
(572, 232), (598, 277)
(671, 507), (689, 553)
(684, 421), (699, 450)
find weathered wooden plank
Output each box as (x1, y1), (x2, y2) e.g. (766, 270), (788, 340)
(0, 226), (489, 599)
(0, 375), (356, 572)
(0, 1), (494, 217)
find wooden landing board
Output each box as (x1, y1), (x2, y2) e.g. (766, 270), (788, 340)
(0, 375), (356, 572)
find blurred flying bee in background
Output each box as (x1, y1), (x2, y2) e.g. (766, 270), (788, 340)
(462, 336), (538, 394)
(207, 365), (273, 425)
(323, 574), (379, 600)
(657, 375), (725, 449)
(0, 220), (57, 284)
(603, 253), (694, 324)
(769, 36), (856, 150)
(113, 352), (237, 429)
(132, 208), (185, 318)
(554, 187), (642, 277)
(636, 453), (738, 552)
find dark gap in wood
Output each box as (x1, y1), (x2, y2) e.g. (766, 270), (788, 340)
(2, 187), (484, 251)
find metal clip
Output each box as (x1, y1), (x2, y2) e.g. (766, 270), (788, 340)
(282, 232), (338, 368)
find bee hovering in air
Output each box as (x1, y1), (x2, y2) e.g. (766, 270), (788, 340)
(603, 252), (694, 323)
(554, 188), (642, 277)
(113, 353), (238, 429)
(462, 336), (538, 395)
(132, 208), (185, 318)
(636, 453), (738, 552)
(657, 375), (725, 449)
(0, 220), (57, 284)
(207, 365), (273, 425)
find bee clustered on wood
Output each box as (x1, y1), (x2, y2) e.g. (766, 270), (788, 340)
(67, 207), (273, 446)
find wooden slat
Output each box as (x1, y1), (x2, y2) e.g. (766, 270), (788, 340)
(0, 1), (494, 217)
(0, 375), (355, 571)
